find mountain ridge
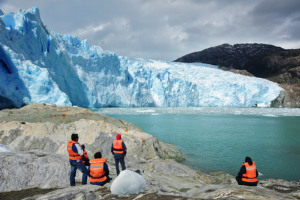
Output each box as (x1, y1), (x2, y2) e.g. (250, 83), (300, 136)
(174, 43), (300, 107)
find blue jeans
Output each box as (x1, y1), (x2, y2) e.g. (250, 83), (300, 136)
(70, 161), (89, 186)
(115, 157), (126, 175)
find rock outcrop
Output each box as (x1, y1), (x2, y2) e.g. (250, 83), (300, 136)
(0, 103), (184, 162)
(23, 184), (300, 200)
(0, 150), (70, 192)
(174, 44), (300, 108)
(0, 103), (141, 130)
(2, 149), (300, 199)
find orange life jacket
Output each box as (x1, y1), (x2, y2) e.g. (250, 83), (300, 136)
(89, 158), (107, 183)
(113, 139), (124, 154)
(242, 162), (258, 182)
(67, 140), (82, 160)
(82, 150), (89, 163)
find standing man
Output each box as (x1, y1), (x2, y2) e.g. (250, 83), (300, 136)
(111, 134), (127, 175)
(67, 134), (89, 186)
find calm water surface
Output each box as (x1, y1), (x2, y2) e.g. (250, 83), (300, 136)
(94, 107), (300, 181)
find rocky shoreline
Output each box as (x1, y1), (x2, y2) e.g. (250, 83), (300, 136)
(1, 104), (300, 199)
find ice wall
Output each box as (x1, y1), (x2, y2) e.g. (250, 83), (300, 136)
(0, 8), (283, 108)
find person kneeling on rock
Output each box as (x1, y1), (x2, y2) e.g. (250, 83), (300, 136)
(111, 134), (127, 175)
(236, 156), (258, 186)
(67, 134), (90, 186)
(89, 152), (110, 186)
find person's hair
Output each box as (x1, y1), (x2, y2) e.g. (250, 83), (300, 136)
(94, 152), (102, 159)
(71, 134), (79, 141)
(245, 157), (253, 165)
(82, 145), (85, 150)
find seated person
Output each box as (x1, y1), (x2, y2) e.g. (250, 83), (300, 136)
(89, 152), (110, 186)
(236, 156), (258, 186)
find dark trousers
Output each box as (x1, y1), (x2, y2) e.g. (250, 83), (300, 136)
(70, 161), (89, 186)
(115, 157), (126, 175)
(90, 176), (111, 186)
(236, 176), (258, 186)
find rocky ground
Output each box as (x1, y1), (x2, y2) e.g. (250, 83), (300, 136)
(174, 43), (300, 108)
(1, 104), (300, 199)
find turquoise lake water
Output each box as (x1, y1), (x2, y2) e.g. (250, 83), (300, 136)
(94, 107), (300, 181)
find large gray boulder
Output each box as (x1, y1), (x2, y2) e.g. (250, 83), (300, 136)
(0, 150), (70, 192)
(23, 185), (102, 200)
(0, 104), (184, 162)
(21, 181), (300, 200)
(185, 184), (298, 199)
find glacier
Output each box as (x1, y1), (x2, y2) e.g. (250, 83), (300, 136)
(0, 8), (283, 109)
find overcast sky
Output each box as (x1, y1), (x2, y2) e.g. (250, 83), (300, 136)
(1, 0), (300, 61)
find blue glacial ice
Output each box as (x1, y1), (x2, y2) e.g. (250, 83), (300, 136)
(0, 8), (283, 108)
(0, 144), (16, 153)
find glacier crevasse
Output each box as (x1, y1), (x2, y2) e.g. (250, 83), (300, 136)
(0, 8), (283, 108)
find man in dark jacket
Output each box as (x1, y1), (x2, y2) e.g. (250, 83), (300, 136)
(111, 134), (127, 175)
(67, 134), (89, 186)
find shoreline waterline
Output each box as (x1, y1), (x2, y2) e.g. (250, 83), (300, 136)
(91, 106), (300, 117)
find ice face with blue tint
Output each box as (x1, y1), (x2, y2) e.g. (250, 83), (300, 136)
(0, 8), (283, 108)
(0, 144), (16, 153)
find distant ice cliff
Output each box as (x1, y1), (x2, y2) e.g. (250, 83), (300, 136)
(0, 8), (283, 108)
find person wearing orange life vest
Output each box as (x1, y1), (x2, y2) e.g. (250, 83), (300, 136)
(236, 157), (258, 186)
(111, 134), (127, 175)
(89, 152), (110, 186)
(81, 145), (90, 166)
(67, 134), (89, 186)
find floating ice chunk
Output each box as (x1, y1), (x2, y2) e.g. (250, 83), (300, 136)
(258, 172), (263, 176)
(110, 170), (146, 195)
(190, 108), (203, 111)
(136, 109), (155, 113)
(0, 144), (16, 153)
(262, 114), (278, 117)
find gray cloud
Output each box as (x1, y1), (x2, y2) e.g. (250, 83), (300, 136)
(1, 0), (300, 61)
(0, 0), (8, 10)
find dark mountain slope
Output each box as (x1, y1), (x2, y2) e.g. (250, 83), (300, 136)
(174, 43), (300, 107)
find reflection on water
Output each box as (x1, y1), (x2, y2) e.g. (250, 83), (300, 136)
(93, 107), (300, 181)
